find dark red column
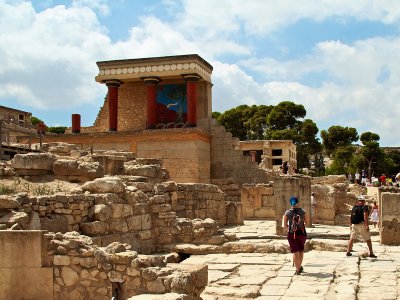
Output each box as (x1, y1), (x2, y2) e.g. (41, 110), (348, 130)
(106, 80), (121, 131)
(71, 114), (81, 133)
(249, 150), (257, 163)
(183, 74), (200, 127)
(143, 77), (160, 129)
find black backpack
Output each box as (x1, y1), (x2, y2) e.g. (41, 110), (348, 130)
(351, 205), (365, 224)
(288, 208), (305, 238)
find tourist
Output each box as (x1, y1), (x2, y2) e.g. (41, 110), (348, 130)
(283, 196), (307, 275)
(311, 192), (318, 224)
(361, 170), (367, 186)
(282, 161), (289, 174)
(396, 172), (400, 186)
(347, 173), (353, 183)
(379, 174), (386, 186)
(346, 196), (377, 258)
(355, 171), (360, 184)
(370, 201), (379, 228)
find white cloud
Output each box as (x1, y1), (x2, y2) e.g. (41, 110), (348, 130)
(0, 0), (399, 146)
(72, 0), (110, 16)
(178, 0), (400, 37)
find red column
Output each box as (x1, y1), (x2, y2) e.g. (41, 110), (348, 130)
(143, 77), (160, 129)
(106, 80), (121, 131)
(183, 74), (200, 127)
(249, 150), (257, 163)
(71, 114), (81, 134)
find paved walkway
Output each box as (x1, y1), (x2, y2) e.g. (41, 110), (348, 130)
(182, 221), (399, 300)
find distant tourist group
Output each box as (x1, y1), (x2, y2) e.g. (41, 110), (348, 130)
(348, 170), (400, 187)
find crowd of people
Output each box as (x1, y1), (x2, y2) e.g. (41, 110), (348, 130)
(348, 170), (400, 187)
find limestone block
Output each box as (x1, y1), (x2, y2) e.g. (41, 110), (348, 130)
(80, 221), (108, 235)
(82, 176), (125, 194)
(78, 161), (105, 180)
(53, 159), (80, 176)
(226, 201), (244, 225)
(127, 215), (141, 231)
(108, 251), (138, 264)
(0, 195), (20, 209)
(111, 204), (124, 218)
(54, 255), (71, 266)
(0, 211), (29, 227)
(123, 204), (134, 217)
(41, 214), (68, 233)
(11, 153), (56, 171)
(108, 270), (124, 282)
(146, 278), (166, 293)
(254, 207), (275, 219)
(124, 164), (162, 178)
(151, 204), (172, 213)
(127, 267), (140, 276)
(61, 267), (79, 286)
(141, 214), (152, 230)
(109, 219), (128, 233)
(27, 211), (41, 230)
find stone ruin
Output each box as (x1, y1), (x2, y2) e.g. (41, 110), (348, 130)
(1, 143), (400, 299)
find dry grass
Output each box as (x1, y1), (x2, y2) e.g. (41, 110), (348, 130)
(0, 177), (81, 196)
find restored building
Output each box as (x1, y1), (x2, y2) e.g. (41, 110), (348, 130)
(236, 140), (297, 171)
(20, 54), (294, 184)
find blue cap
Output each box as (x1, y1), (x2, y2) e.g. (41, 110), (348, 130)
(290, 196), (298, 206)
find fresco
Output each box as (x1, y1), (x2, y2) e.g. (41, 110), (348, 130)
(156, 84), (187, 124)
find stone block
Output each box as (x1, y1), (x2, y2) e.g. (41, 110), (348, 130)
(80, 221), (108, 235)
(93, 204), (112, 222)
(141, 214), (152, 230)
(53, 255), (71, 266)
(109, 219), (128, 233)
(127, 215), (142, 231)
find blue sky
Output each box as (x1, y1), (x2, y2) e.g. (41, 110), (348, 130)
(1, 0), (400, 146)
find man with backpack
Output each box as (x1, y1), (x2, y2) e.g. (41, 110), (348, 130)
(283, 196), (307, 275)
(346, 196), (377, 258)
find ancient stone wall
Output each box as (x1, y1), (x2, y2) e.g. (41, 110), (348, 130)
(0, 230), (208, 300)
(209, 119), (269, 186)
(0, 177), (235, 254)
(379, 189), (400, 245)
(0, 231), (53, 300)
(311, 175), (359, 225)
(274, 176), (311, 235)
(241, 183), (275, 219)
(136, 135), (210, 183)
(172, 183), (227, 225)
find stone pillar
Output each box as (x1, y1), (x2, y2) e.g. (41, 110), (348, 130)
(249, 151), (257, 163)
(183, 74), (200, 127)
(105, 80), (121, 131)
(71, 114), (81, 134)
(143, 77), (160, 129)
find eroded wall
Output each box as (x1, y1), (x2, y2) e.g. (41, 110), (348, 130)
(380, 191), (400, 245)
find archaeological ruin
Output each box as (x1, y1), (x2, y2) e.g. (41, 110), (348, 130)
(1, 54), (399, 299)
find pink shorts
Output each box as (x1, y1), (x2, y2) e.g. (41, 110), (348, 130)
(287, 233), (307, 253)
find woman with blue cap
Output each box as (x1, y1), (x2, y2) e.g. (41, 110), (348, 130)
(283, 196), (307, 275)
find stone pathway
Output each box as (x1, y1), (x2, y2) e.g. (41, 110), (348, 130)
(181, 221), (399, 299)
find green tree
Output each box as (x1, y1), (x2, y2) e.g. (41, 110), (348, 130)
(48, 126), (67, 134)
(30, 116), (43, 126)
(321, 126), (359, 156)
(326, 145), (355, 175)
(266, 101), (306, 131)
(216, 105), (255, 140)
(244, 105), (273, 139)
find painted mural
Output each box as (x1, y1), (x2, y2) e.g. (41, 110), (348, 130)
(156, 84), (187, 124)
